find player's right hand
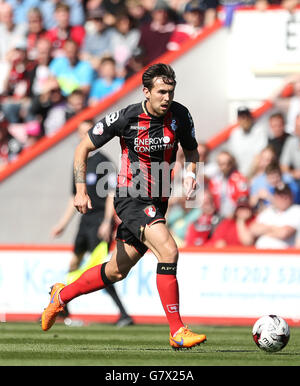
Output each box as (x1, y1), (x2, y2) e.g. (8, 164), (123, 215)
(74, 192), (92, 214)
(51, 224), (64, 238)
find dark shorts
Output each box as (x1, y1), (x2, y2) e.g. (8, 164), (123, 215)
(74, 212), (105, 255)
(114, 196), (168, 256)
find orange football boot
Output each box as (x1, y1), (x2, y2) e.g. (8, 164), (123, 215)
(169, 326), (207, 350)
(41, 283), (65, 331)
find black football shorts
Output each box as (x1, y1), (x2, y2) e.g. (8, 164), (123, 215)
(74, 212), (106, 255)
(114, 196), (168, 256)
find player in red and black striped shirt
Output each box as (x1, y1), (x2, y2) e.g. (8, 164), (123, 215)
(41, 63), (207, 349)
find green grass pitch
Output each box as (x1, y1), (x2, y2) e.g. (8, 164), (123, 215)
(0, 322), (300, 366)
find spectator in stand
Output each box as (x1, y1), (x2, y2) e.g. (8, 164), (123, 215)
(205, 196), (256, 248)
(208, 150), (249, 218)
(249, 161), (300, 211)
(27, 37), (53, 98)
(5, 0), (41, 25)
(80, 9), (112, 70)
(126, 0), (151, 27)
(270, 74), (300, 135)
(21, 80), (73, 145)
(123, 47), (144, 79)
(40, 0), (85, 30)
(254, 0), (283, 11)
(85, 0), (103, 14)
(226, 106), (268, 178)
(281, 0), (299, 13)
(0, 111), (22, 170)
(267, 111), (290, 159)
(49, 39), (95, 97)
(167, 201), (201, 247)
(27, 77), (67, 136)
(45, 2), (85, 58)
(247, 145), (278, 183)
(202, 0), (219, 27)
(25, 7), (49, 61)
(108, 12), (141, 76)
(167, 0), (204, 51)
(285, 78), (300, 135)
(295, 232), (300, 248)
(1, 43), (36, 124)
(184, 188), (222, 247)
(280, 113), (300, 188)
(179, 0), (218, 28)
(249, 184), (300, 249)
(22, 120), (42, 148)
(137, 0), (175, 66)
(0, 2), (27, 93)
(65, 89), (87, 120)
(7, 119), (42, 149)
(88, 56), (124, 106)
(101, 0), (127, 27)
(3, 38), (52, 148)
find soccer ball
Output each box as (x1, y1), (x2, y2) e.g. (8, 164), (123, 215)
(252, 315), (290, 352)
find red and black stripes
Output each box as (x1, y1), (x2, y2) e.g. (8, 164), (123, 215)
(114, 101), (191, 200)
(137, 112), (152, 197)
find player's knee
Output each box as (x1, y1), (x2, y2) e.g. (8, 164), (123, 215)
(159, 244), (179, 263)
(107, 266), (129, 283)
(69, 259), (80, 272)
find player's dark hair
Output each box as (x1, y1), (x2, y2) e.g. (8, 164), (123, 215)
(142, 63), (176, 91)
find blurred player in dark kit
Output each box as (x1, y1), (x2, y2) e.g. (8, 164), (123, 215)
(51, 120), (133, 327)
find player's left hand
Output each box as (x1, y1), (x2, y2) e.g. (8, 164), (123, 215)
(184, 176), (197, 200)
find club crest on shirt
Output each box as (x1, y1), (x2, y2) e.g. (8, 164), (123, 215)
(144, 205), (156, 218)
(92, 122), (104, 135)
(170, 119), (177, 131)
(105, 111), (119, 127)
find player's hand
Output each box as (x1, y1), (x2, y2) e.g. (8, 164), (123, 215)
(74, 192), (92, 214)
(98, 220), (112, 242)
(184, 176), (197, 200)
(51, 224), (65, 238)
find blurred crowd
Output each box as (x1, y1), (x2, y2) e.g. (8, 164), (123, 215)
(0, 0), (299, 170)
(1, 0), (300, 250)
(0, 0), (220, 170)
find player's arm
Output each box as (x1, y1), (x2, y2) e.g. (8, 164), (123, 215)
(74, 110), (122, 213)
(51, 196), (76, 237)
(182, 147), (199, 200)
(175, 103), (199, 200)
(98, 192), (115, 242)
(73, 134), (96, 214)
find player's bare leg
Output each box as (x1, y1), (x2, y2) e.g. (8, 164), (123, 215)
(142, 222), (207, 349)
(68, 252), (85, 272)
(104, 240), (142, 283)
